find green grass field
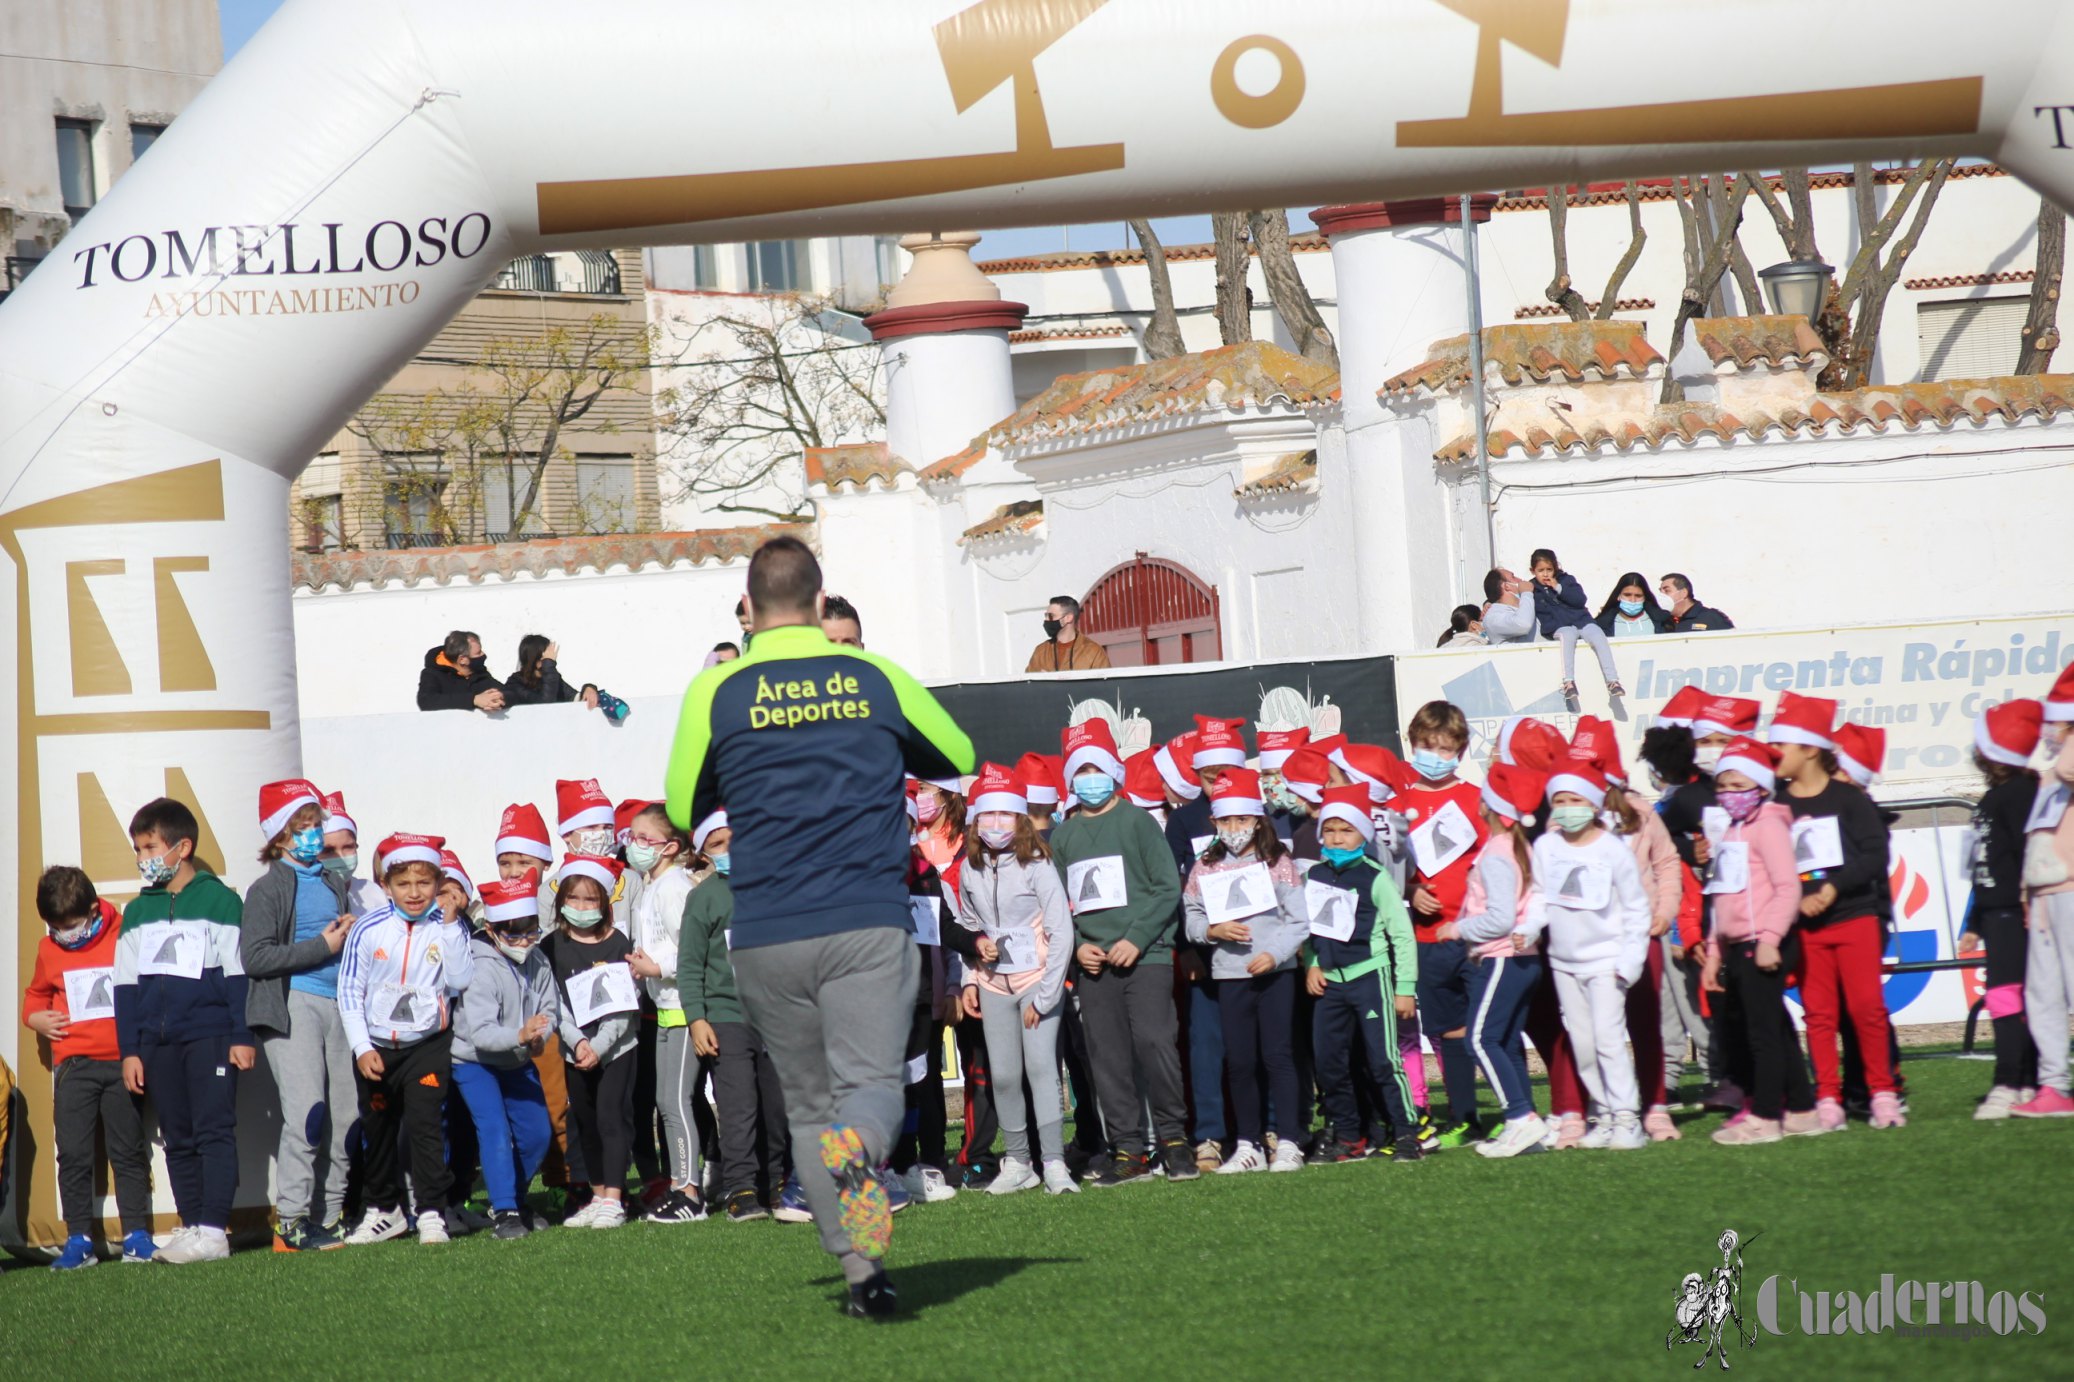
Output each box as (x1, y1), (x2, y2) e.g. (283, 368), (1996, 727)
(1, 1053), (2064, 1380)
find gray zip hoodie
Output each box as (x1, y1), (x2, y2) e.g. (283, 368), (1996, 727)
(453, 935), (560, 1068)
(1182, 848), (1310, 979)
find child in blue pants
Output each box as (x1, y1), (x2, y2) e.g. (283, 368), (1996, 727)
(452, 875), (559, 1238)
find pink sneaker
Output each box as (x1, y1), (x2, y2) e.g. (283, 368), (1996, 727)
(1816, 1098), (1847, 1132)
(1643, 1106), (1681, 1141)
(1869, 1091), (1907, 1129)
(1553, 1112), (1586, 1150)
(1711, 1115), (1781, 1146)
(2011, 1087), (2074, 1118)
(1720, 1100), (1753, 1129)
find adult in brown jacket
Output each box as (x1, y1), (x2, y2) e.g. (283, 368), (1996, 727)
(1024, 595), (1111, 673)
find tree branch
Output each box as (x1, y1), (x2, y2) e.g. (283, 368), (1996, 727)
(1129, 218), (1187, 360)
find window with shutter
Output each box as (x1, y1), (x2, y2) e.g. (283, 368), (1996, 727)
(573, 456), (636, 534)
(1916, 296), (2030, 381)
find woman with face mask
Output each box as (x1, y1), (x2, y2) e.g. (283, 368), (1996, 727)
(1593, 572), (1671, 639)
(544, 857), (640, 1228)
(452, 875), (561, 1238)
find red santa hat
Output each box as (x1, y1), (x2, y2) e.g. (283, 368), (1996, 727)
(1976, 698), (2044, 769)
(1482, 764), (1548, 827)
(1545, 760), (1608, 809)
(1191, 716), (1249, 769)
(1063, 719), (1126, 783)
(1256, 727), (1310, 772)
(1307, 732), (1348, 763)
(1832, 722), (1886, 787)
(558, 853), (624, 896)
(917, 773), (965, 795)
(2044, 661), (2074, 723)
(496, 803), (555, 863)
(479, 874), (541, 925)
(1655, 685), (1706, 729)
(1691, 695), (1761, 740)
(1497, 716), (1566, 771)
(1016, 752), (1062, 806)
(439, 849), (479, 904)
(1316, 783), (1377, 843)
(1153, 731), (1203, 800)
(1714, 737), (1779, 793)
(1766, 690), (1838, 750)
(1567, 715), (1625, 785)
(1123, 750), (1166, 808)
(967, 762), (1027, 818)
(1279, 747), (1330, 805)
(375, 832), (445, 873)
(1207, 766), (1266, 819)
(693, 810), (729, 854)
(556, 778), (614, 836)
(1337, 743), (1405, 805)
(320, 790), (358, 839)
(614, 797), (658, 844)
(259, 778), (323, 841)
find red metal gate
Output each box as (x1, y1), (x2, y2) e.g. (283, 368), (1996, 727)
(1079, 553), (1221, 667)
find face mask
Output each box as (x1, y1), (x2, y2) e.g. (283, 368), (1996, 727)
(1718, 786), (1767, 824)
(321, 853), (358, 878)
(1215, 824), (1256, 854)
(914, 795), (944, 826)
(492, 930), (540, 963)
(1043, 617), (1064, 640)
(1073, 773), (1116, 809)
(288, 826), (325, 865)
(1619, 598), (1645, 617)
(1321, 844), (1367, 869)
(1694, 746), (1724, 775)
(561, 906), (604, 929)
(1263, 778), (1307, 816)
(624, 841), (665, 873)
(978, 824), (1016, 851)
(49, 918), (96, 949)
(398, 898), (439, 923)
(138, 851), (181, 887)
(1550, 803), (1598, 834)
(573, 828), (614, 857)
(708, 852), (731, 877)
(1411, 749), (1459, 782)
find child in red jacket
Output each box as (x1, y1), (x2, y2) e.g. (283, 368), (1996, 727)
(23, 867), (156, 1268)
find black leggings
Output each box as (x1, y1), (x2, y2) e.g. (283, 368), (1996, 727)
(1218, 970), (1300, 1143)
(565, 1051), (637, 1193)
(1718, 943), (1814, 1120)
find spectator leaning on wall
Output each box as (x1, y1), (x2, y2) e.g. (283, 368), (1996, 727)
(1659, 574), (1736, 633)
(1026, 595), (1112, 673)
(417, 630), (505, 713)
(1479, 569), (1537, 646)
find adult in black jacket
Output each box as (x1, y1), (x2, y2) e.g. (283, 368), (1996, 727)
(1658, 573), (1735, 633)
(416, 630), (505, 712)
(502, 634), (603, 709)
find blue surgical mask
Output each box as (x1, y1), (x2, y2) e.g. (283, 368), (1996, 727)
(1619, 598), (1645, 617)
(1321, 844), (1368, 869)
(1073, 773), (1117, 809)
(708, 853), (731, 877)
(1411, 749), (1458, 782)
(288, 826), (324, 865)
(321, 853), (358, 878)
(398, 899), (440, 923)
(137, 852), (179, 887)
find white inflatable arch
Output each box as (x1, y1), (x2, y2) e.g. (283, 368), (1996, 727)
(3, 0), (2072, 1246)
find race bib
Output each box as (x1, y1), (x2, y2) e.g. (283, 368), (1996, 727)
(1705, 842), (1750, 895)
(567, 962), (639, 1028)
(1204, 863), (1275, 925)
(370, 981), (438, 1036)
(63, 966), (118, 1021)
(1304, 880), (1358, 942)
(1409, 800), (1476, 877)
(905, 1053), (929, 1085)
(1066, 856), (1129, 914)
(991, 927), (1040, 976)
(1700, 806), (1730, 848)
(1791, 815), (1844, 873)
(2027, 779), (2070, 835)
(908, 897), (941, 946)
(1547, 860), (1611, 911)
(136, 922), (207, 980)
(1190, 835), (1213, 859)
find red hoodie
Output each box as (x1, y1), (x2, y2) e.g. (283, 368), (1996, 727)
(1400, 780), (1489, 942)
(23, 899), (125, 1064)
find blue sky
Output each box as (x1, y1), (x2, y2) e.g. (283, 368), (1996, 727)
(214, 0), (1209, 260)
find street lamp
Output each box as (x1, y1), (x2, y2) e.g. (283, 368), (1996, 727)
(1758, 259), (1834, 320)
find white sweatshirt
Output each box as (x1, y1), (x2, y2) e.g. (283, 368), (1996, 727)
(632, 865), (693, 1011)
(1531, 830), (1651, 984)
(337, 902), (475, 1057)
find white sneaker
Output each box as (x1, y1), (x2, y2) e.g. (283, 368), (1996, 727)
(585, 1198), (628, 1229)
(1476, 1115), (1548, 1159)
(1580, 1118), (1615, 1150)
(903, 1165), (958, 1203)
(1269, 1139), (1305, 1173)
(156, 1226), (229, 1264)
(986, 1156), (1041, 1195)
(560, 1198), (605, 1228)
(1216, 1140), (1267, 1173)
(345, 1207), (410, 1245)
(1042, 1161), (1080, 1195)
(416, 1211), (449, 1245)
(1975, 1086), (2023, 1121)
(1607, 1118), (1648, 1151)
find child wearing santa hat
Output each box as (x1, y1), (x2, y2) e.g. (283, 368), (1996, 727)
(622, 803), (708, 1221)
(1450, 764), (1549, 1159)
(1018, 753), (1066, 836)
(2015, 664), (2074, 1117)
(544, 855), (640, 1227)
(240, 780), (359, 1251)
(1535, 762), (1653, 1150)
(339, 833), (477, 1246)
(1698, 739), (1822, 1144)
(453, 874), (560, 1238)
(490, 800), (577, 1191)
(555, 780), (633, 934)
(1183, 767), (1311, 1173)
(1639, 693), (1730, 1109)
(316, 791), (382, 919)
(1164, 721), (1239, 1171)
(1959, 699), (2042, 1118)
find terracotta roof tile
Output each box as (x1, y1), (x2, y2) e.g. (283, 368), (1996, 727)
(1691, 316), (1829, 371)
(1514, 298), (1654, 319)
(959, 498), (1044, 545)
(1007, 325), (1135, 344)
(803, 442), (908, 492)
(292, 524), (811, 593)
(1234, 449), (1318, 498)
(976, 237), (1329, 276)
(1382, 320), (1663, 397)
(1493, 163), (2005, 213)
(1903, 269), (2035, 291)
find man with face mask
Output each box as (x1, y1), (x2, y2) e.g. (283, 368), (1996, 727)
(1024, 595), (1112, 674)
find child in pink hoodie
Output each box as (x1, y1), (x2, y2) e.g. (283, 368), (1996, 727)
(1700, 739), (1822, 1145)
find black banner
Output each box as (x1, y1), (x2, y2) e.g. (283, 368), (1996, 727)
(928, 655), (1401, 767)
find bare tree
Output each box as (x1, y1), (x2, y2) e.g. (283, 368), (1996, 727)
(1128, 218), (1187, 360)
(1211, 211), (1253, 346)
(1832, 158), (1954, 389)
(657, 294), (884, 522)
(1661, 173), (1755, 403)
(1545, 180), (1650, 323)
(1249, 209), (1337, 367)
(2019, 197), (2066, 374)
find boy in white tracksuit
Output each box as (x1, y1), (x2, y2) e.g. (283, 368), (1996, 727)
(1535, 763), (1652, 1150)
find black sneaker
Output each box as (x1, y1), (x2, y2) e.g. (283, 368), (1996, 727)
(492, 1210), (530, 1241)
(1062, 1143), (1096, 1179)
(448, 1205), (491, 1236)
(846, 1268), (899, 1320)
(645, 1189), (708, 1224)
(1090, 1151), (1154, 1188)
(724, 1189), (769, 1223)
(1392, 1135), (1426, 1162)
(1314, 1135), (1367, 1163)
(1159, 1140), (1199, 1182)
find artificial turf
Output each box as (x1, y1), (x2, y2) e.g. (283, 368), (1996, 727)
(0, 1053), (2063, 1380)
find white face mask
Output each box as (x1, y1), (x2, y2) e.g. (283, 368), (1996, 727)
(572, 828), (614, 857)
(1216, 824), (1257, 854)
(492, 932), (538, 963)
(1694, 746), (1724, 775)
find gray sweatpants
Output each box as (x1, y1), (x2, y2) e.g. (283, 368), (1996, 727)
(1557, 624), (1619, 686)
(733, 925), (917, 1283)
(2025, 892), (2074, 1094)
(653, 1024), (701, 1188)
(259, 989), (356, 1224)
(1554, 969), (1639, 1121)
(979, 986), (1064, 1165)
(1659, 934), (1713, 1088)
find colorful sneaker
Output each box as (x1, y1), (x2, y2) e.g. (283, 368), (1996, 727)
(644, 1189), (708, 1223)
(345, 1207), (409, 1245)
(1433, 1118), (1482, 1150)
(880, 1164), (912, 1215)
(846, 1267), (899, 1320)
(1269, 1139), (1305, 1173)
(50, 1234), (97, 1271)
(1414, 1109), (1441, 1153)
(1313, 1135), (1367, 1163)
(1782, 1108), (1827, 1137)
(773, 1176), (814, 1223)
(1870, 1091), (1908, 1130)
(121, 1229), (157, 1264)
(1160, 1140), (1200, 1182)
(1392, 1135), (1426, 1162)
(1216, 1140), (1268, 1173)
(1549, 1112), (1587, 1149)
(1711, 1115), (1782, 1145)
(2012, 1088), (2074, 1117)
(725, 1189), (770, 1223)
(819, 1125), (894, 1261)
(492, 1211), (530, 1240)
(274, 1216), (343, 1252)
(1042, 1161), (1081, 1195)
(1090, 1151), (1155, 1188)
(1816, 1098), (1848, 1132)
(1975, 1086), (2023, 1120)
(1193, 1138), (1224, 1171)
(157, 1226), (230, 1264)
(987, 1156), (1040, 1195)
(1643, 1106), (1681, 1142)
